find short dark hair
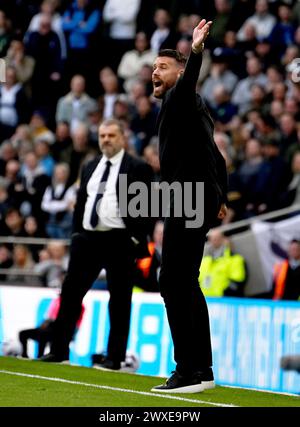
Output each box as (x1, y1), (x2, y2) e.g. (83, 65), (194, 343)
(158, 49), (187, 66)
(291, 239), (300, 245)
(261, 112), (276, 129)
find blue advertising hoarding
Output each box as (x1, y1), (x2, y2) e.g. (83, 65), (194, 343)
(0, 287), (299, 394)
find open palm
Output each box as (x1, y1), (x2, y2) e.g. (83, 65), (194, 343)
(192, 19), (213, 51)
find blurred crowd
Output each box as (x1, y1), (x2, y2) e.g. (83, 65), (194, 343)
(1, 0), (300, 293)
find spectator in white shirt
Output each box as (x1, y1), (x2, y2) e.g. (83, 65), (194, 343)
(56, 74), (98, 134)
(0, 66), (30, 142)
(103, 0), (141, 70)
(118, 32), (156, 93)
(237, 0), (276, 41)
(99, 71), (120, 120)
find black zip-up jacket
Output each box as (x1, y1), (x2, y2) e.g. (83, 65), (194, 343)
(157, 51), (228, 206)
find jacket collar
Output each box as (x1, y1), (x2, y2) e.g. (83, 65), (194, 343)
(64, 92), (91, 103)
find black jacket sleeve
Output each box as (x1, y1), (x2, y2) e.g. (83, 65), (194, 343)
(215, 146), (228, 204)
(183, 51), (228, 204)
(178, 50), (203, 91)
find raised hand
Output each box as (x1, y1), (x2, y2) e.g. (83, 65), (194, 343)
(192, 19), (213, 53)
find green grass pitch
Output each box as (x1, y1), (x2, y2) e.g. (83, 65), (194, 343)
(0, 356), (299, 407)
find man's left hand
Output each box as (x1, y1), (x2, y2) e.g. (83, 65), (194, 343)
(192, 19), (212, 53)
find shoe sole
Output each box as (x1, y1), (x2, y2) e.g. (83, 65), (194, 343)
(93, 365), (120, 372)
(202, 380), (215, 390)
(37, 359), (69, 363)
(151, 383), (204, 394)
(119, 367), (137, 373)
(93, 364), (138, 373)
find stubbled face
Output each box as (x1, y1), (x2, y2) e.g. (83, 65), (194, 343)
(152, 56), (183, 99)
(99, 124), (125, 158)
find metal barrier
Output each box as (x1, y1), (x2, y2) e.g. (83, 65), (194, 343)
(0, 237), (70, 246)
(219, 203), (300, 234)
(0, 269), (41, 276)
(0, 237), (68, 284)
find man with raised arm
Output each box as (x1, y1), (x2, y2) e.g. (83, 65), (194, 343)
(152, 19), (228, 393)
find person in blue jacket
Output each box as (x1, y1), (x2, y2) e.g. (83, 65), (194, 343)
(62, 0), (101, 83)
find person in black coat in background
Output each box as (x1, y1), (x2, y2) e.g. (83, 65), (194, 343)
(151, 19), (228, 393)
(40, 119), (154, 368)
(25, 13), (62, 121)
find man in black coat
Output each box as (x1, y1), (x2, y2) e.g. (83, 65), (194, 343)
(40, 119), (153, 368)
(151, 19), (228, 393)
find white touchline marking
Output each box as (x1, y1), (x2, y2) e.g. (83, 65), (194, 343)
(0, 370), (237, 407)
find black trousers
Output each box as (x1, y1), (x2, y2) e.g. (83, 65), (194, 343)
(159, 193), (220, 375)
(51, 229), (135, 363)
